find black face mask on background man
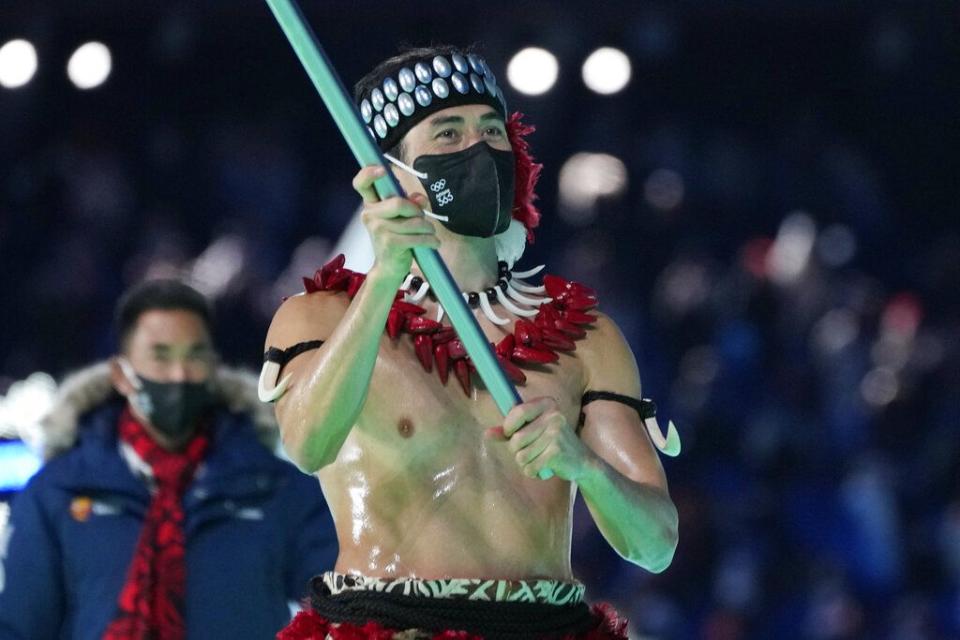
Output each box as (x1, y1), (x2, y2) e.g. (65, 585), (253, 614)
(392, 142), (515, 238)
(120, 359), (213, 441)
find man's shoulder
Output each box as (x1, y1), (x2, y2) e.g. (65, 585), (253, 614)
(39, 405), (116, 471)
(20, 397), (126, 490)
(271, 288), (353, 323)
(15, 444), (92, 505)
(579, 310), (626, 353)
(267, 254), (366, 340)
(266, 290), (352, 351)
(576, 310), (641, 393)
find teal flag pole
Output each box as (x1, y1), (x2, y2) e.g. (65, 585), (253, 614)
(263, 0), (525, 418)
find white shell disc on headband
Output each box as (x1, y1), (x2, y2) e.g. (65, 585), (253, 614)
(451, 72), (469, 94)
(371, 88), (385, 112)
(397, 92), (415, 116)
(373, 114), (387, 138)
(432, 55), (452, 78)
(415, 61), (433, 84)
(383, 77), (399, 102)
(414, 85), (432, 107)
(383, 103), (399, 127)
(468, 54), (484, 74)
(398, 67), (416, 92)
(431, 77), (449, 99)
(359, 51), (508, 149)
(451, 53), (469, 74)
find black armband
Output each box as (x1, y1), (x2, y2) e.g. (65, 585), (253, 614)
(263, 340), (325, 374)
(577, 390), (657, 434)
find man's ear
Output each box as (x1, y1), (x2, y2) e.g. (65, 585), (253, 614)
(110, 357), (134, 398)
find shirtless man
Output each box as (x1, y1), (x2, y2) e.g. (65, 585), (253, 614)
(263, 45), (678, 639)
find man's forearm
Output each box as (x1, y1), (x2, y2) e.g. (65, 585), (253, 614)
(577, 453), (679, 573)
(280, 267), (401, 471)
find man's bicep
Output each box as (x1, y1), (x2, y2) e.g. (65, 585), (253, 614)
(262, 291), (346, 407)
(578, 314), (668, 489)
(580, 401), (668, 490)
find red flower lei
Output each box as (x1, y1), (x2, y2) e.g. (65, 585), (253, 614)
(303, 254), (598, 396)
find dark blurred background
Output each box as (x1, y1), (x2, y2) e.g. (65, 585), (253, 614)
(1, 2), (958, 638)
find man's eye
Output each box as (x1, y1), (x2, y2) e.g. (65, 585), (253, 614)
(485, 127), (505, 137)
(436, 129), (458, 139)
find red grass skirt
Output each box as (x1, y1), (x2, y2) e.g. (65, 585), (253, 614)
(277, 602), (628, 640)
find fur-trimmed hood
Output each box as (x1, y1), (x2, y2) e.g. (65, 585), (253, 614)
(34, 361), (278, 460)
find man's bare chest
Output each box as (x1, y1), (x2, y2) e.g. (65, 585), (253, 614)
(357, 325), (586, 444)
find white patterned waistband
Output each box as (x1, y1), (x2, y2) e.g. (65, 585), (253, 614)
(321, 572), (586, 606)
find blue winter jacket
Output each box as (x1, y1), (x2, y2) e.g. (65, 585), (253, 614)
(0, 400), (337, 640)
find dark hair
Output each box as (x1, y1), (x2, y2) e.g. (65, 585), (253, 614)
(354, 44), (479, 161)
(115, 279), (212, 350)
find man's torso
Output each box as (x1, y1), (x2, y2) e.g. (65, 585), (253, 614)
(317, 300), (591, 580)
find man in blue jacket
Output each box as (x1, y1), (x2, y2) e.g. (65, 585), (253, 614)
(0, 280), (337, 639)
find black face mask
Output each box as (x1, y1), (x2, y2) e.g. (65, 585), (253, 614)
(122, 363), (213, 441)
(410, 142), (515, 238)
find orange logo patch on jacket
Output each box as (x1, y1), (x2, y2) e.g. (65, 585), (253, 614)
(70, 496), (92, 522)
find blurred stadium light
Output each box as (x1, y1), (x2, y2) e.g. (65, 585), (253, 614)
(67, 41), (112, 90)
(643, 168), (685, 212)
(0, 372), (56, 443)
(0, 441), (42, 491)
(558, 152), (628, 224)
(581, 47), (631, 95)
(0, 372), (55, 490)
(0, 39), (37, 89)
(188, 234), (246, 300)
(767, 211), (816, 285)
(817, 223), (857, 268)
(506, 47), (558, 96)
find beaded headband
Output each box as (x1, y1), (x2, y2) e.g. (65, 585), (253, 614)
(356, 51), (508, 151)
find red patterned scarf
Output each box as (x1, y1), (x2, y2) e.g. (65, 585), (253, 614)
(103, 408), (209, 640)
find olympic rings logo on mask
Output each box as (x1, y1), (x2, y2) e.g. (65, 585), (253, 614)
(431, 179), (454, 207)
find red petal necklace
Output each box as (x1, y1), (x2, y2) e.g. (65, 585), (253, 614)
(303, 254), (598, 396)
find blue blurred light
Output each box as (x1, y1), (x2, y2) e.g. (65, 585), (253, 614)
(0, 440), (42, 491)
